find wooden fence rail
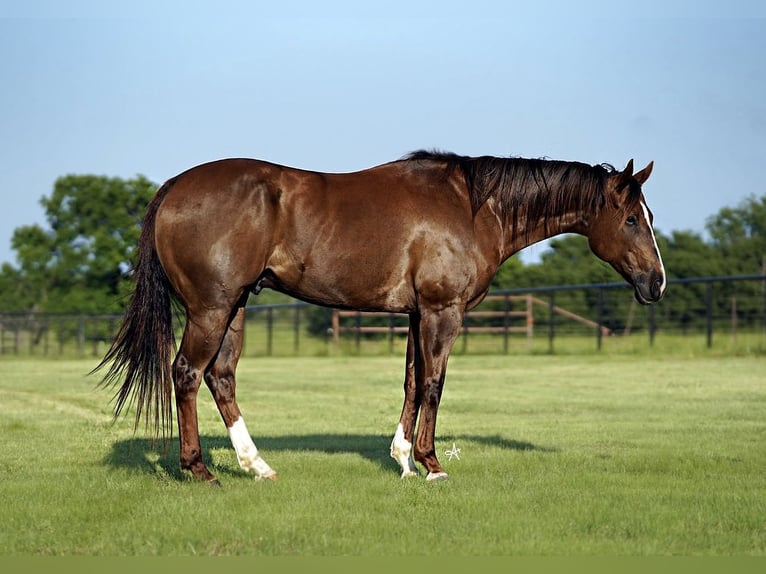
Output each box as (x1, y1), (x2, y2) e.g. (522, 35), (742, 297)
(331, 294), (609, 352)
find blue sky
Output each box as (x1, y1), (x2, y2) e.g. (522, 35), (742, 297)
(1, 1), (765, 266)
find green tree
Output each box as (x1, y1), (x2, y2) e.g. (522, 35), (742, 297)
(655, 230), (723, 332)
(491, 255), (524, 289)
(704, 195), (766, 328)
(0, 174), (157, 313)
(705, 194), (766, 275)
(659, 230), (724, 279)
(0, 263), (33, 311)
(538, 235), (618, 285)
(494, 235), (617, 291)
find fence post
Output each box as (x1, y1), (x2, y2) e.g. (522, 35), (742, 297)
(92, 318), (99, 357)
(388, 313), (395, 354)
(241, 308), (248, 357)
(266, 307), (273, 356)
(78, 315), (85, 356)
(762, 257), (766, 336)
(596, 288), (605, 351)
(503, 293), (510, 354)
(705, 282), (713, 349)
(548, 291), (555, 354)
(355, 312), (361, 352)
(293, 305), (301, 354)
(331, 310), (340, 344)
(525, 294), (533, 351)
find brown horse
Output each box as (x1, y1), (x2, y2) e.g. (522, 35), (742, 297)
(97, 150), (666, 483)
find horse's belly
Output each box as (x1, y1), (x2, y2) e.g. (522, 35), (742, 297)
(264, 213), (483, 313)
(266, 257), (415, 313)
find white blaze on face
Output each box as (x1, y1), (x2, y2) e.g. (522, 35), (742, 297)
(228, 416), (276, 479)
(640, 200), (667, 297)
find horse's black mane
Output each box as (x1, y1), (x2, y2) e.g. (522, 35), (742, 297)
(404, 150), (637, 238)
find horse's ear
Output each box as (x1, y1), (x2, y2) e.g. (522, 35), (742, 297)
(634, 161), (654, 185)
(613, 159), (634, 191)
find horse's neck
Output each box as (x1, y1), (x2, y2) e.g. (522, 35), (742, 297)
(496, 199), (585, 260)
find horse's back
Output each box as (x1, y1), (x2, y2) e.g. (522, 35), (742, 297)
(151, 157), (490, 313)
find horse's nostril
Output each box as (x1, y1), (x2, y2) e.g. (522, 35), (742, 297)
(651, 278), (662, 300)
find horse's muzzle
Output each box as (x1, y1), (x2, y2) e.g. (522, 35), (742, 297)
(633, 272), (666, 305)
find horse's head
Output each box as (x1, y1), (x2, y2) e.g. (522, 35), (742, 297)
(587, 160), (666, 305)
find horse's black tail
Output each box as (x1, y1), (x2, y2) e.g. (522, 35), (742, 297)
(94, 180), (177, 440)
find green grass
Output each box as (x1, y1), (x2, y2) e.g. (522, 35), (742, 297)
(0, 354), (764, 555)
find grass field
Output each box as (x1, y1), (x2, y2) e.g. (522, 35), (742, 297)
(0, 354), (764, 556)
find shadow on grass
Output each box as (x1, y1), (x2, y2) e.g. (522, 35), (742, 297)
(104, 432), (554, 481)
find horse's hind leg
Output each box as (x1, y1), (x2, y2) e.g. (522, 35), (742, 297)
(390, 318), (421, 478)
(173, 306), (233, 483)
(204, 306), (276, 480)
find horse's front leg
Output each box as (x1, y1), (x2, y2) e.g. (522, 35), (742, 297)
(204, 307), (276, 481)
(390, 317), (421, 478)
(413, 305), (462, 481)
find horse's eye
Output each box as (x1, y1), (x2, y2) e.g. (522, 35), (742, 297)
(626, 215), (638, 226)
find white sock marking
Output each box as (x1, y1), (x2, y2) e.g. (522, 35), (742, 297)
(390, 423), (420, 478)
(228, 416), (275, 479)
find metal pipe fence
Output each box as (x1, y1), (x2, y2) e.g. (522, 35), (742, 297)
(1, 275), (764, 357)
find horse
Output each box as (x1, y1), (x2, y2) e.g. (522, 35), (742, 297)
(96, 150), (666, 484)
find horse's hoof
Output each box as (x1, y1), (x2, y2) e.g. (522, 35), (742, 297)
(208, 478), (223, 488)
(255, 470), (277, 481)
(400, 470), (420, 479)
(426, 471), (449, 482)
